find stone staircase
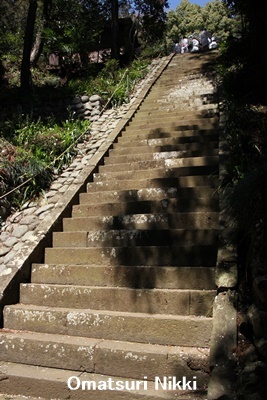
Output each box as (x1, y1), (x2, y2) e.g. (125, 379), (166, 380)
(0, 53), (220, 399)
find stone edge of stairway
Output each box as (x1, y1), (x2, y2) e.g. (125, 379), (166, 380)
(207, 104), (238, 400)
(0, 54), (175, 325)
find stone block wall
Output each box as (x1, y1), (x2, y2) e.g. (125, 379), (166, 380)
(33, 94), (104, 122)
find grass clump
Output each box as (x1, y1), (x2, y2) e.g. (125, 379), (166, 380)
(0, 116), (90, 221)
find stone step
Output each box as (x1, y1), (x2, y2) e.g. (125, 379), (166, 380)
(72, 197), (218, 218)
(44, 245), (217, 267)
(103, 148), (218, 165)
(110, 140), (218, 155)
(146, 86), (216, 97)
(20, 284), (215, 316)
(63, 211), (219, 231)
(31, 264), (216, 290)
(92, 165), (218, 183)
(139, 101), (216, 112)
(98, 156), (219, 174)
(86, 175), (219, 192)
(0, 394), (50, 400)
(114, 132), (218, 144)
(0, 331), (210, 383)
(129, 111), (217, 123)
(129, 115), (217, 127)
(125, 117), (218, 132)
(52, 229), (218, 248)
(117, 128), (218, 141)
(132, 108), (217, 121)
(0, 362), (208, 399)
(79, 186), (218, 204)
(3, 305), (213, 347)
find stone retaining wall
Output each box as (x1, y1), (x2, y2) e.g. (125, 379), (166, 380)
(33, 94), (104, 121)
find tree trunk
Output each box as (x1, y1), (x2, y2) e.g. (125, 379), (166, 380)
(111, 0), (119, 59)
(30, 21), (44, 66)
(30, 0), (52, 67)
(20, 0), (38, 94)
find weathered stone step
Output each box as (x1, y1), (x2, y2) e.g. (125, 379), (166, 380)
(118, 128), (218, 141)
(52, 229), (218, 248)
(98, 156), (219, 174)
(79, 186), (217, 204)
(93, 165), (218, 183)
(31, 264), (216, 290)
(0, 362), (208, 399)
(0, 331), (210, 383)
(142, 89), (215, 102)
(44, 245), (217, 267)
(148, 79), (215, 88)
(0, 394), (49, 400)
(113, 131), (219, 151)
(103, 148), (218, 165)
(145, 88), (216, 99)
(4, 305), (212, 347)
(86, 175), (219, 192)
(125, 117), (218, 131)
(110, 140), (218, 155)
(63, 211), (219, 232)
(132, 108), (217, 121)
(118, 129), (218, 144)
(130, 112), (217, 125)
(72, 197), (218, 218)
(20, 284), (215, 316)
(139, 102), (217, 113)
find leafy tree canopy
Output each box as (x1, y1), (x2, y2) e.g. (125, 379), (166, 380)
(166, 0), (240, 44)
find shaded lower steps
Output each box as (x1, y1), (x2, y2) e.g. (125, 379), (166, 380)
(44, 244), (217, 266)
(3, 305), (212, 347)
(0, 362), (208, 400)
(31, 264), (216, 290)
(0, 332), (210, 381)
(19, 284), (215, 316)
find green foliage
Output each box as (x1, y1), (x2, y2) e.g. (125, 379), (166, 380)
(166, 0), (241, 44)
(0, 0), (170, 220)
(139, 40), (168, 59)
(0, 52), (151, 219)
(0, 149), (53, 208)
(13, 117), (89, 165)
(135, 0), (168, 44)
(68, 58), (149, 107)
(44, 0), (105, 56)
(0, 116), (90, 215)
(101, 59), (120, 80)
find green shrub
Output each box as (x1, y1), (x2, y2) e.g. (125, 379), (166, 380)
(0, 116), (90, 216)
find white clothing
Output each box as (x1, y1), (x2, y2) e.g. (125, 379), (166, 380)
(191, 38), (199, 52)
(181, 38), (189, 53)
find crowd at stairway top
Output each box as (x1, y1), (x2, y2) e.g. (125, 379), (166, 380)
(173, 29), (218, 54)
